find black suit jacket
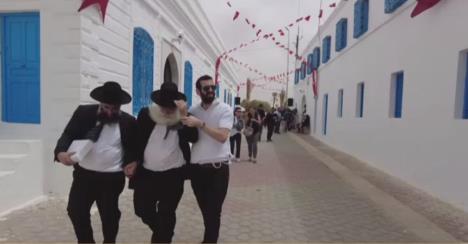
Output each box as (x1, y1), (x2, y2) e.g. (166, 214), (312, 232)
(135, 107), (198, 165)
(54, 104), (138, 167)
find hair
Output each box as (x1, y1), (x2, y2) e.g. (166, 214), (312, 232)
(196, 75), (214, 90)
(233, 107), (241, 114)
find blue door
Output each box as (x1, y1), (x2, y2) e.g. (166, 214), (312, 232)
(184, 61), (193, 107)
(2, 13), (40, 123)
(132, 28), (154, 116)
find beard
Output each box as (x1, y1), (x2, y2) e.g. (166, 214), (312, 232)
(201, 92), (215, 104)
(97, 111), (120, 124)
(149, 105), (181, 126)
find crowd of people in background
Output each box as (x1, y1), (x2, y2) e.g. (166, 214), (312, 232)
(229, 103), (311, 163)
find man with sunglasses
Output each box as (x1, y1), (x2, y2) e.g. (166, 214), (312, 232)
(180, 75), (233, 243)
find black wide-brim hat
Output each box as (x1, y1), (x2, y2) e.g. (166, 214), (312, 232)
(151, 82), (186, 108)
(90, 81), (132, 105)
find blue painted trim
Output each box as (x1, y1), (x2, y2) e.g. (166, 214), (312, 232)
(132, 27), (154, 116)
(313, 47), (321, 69)
(307, 53), (314, 74)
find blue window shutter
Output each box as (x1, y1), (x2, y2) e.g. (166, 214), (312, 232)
(394, 73), (404, 118)
(216, 85), (220, 98)
(336, 19), (347, 52)
(132, 27), (154, 116)
(463, 54), (468, 119)
(354, 0), (369, 39)
(362, 0), (369, 34)
(307, 53), (313, 74)
(2, 13), (41, 124)
(313, 47), (321, 69)
(322, 36), (331, 63)
(385, 0), (407, 13)
(295, 69), (300, 84)
(323, 94), (328, 135)
(338, 89), (344, 118)
(184, 61), (193, 107)
(359, 83), (365, 117)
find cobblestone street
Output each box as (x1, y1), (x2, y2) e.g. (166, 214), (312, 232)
(0, 133), (465, 243)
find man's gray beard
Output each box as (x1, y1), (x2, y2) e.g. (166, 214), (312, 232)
(148, 105), (181, 126)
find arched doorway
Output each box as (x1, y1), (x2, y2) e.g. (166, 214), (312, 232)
(163, 53), (179, 85)
(132, 27), (154, 116)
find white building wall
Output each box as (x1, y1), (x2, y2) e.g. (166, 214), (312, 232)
(296, 0), (468, 211)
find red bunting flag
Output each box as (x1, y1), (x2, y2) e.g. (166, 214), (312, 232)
(411, 0), (442, 18)
(272, 37), (276, 41)
(252, 24), (256, 28)
(78, 0), (110, 22)
(305, 15), (311, 21)
(288, 23), (294, 27)
(233, 11), (240, 20)
(296, 17), (304, 22)
(227, 1), (231, 7)
(319, 9), (323, 18)
(245, 18), (250, 25)
(329, 3), (337, 7)
(256, 29), (262, 36)
(275, 42), (280, 45)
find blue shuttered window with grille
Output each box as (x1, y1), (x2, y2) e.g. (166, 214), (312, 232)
(336, 18), (348, 52)
(322, 36), (331, 64)
(312, 47), (321, 69)
(394, 72), (404, 118)
(354, 0), (369, 39)
(307, 53), (314, 74)
(385, 0), (407, 13)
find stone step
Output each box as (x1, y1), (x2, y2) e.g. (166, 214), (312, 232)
(0, 154), (27, 171)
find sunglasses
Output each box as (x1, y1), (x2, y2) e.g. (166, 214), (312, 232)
(201, 85), (217, 92)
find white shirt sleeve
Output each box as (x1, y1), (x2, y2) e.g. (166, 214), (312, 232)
(218, 106), (234, 129)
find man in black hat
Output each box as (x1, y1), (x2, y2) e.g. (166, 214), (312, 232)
(54, 81), (138, 243)
(131, 82), (198, 243)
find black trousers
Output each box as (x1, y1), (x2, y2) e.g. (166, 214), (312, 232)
(67, 165), (125, 244)
(267, 124), (274, 141)
(133, 167), (184, 243)
(190, 163), (229, 243)
(229, 134), (241, 159)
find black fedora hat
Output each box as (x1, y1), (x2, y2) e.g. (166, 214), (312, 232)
(151, 82), (186, 108)
(90, 81), (132, 105)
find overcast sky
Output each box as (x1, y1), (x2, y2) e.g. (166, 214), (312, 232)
(198, 0), (340, 103)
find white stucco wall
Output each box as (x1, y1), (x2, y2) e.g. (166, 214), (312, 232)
(296, 0), (468, 211)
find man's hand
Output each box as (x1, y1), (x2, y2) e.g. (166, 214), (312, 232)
(174, 100), (188, 117)
(124, 161), (137, 178)
(181, 116), (203, 128)
(57, 152), (76, 166)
